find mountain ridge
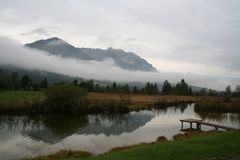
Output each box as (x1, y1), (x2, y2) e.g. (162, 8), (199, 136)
(25, 37), (157, 72)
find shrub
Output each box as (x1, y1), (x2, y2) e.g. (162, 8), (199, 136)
(44, 85), (88, 113)
(156, 136), (168, 143)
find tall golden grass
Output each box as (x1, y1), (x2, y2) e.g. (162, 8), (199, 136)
(88, 93), (198, 109)
(1, 91), (239, 114)
(195, 97), (240, 113)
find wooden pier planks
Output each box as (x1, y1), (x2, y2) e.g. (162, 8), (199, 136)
(180, 119), (239, 131)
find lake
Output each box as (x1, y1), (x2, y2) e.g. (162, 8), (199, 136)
(0, 103), (239, 160)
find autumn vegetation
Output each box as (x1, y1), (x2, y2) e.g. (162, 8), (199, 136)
(0, 69), (240, 114)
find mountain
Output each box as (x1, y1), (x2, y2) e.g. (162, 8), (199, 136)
(25, 37), (157, 72)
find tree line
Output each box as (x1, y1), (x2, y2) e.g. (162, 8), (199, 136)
(0, 69), (48, 91)
(1, 69), (240, 96)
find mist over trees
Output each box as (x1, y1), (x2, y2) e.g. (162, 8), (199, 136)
(0, 69), (48, 91)
(0, 69), (239, 97)
(160, 79), (193, 95)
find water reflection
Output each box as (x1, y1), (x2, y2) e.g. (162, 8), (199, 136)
(0, 103), (239, 160)
(195, 112), (240, 127)
(0, 112), (156, 144)
(77, 112), (155, 136)
(22, 115), (89, 143)
(152, 103), (188, 114)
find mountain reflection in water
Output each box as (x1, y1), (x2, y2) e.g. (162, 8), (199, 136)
(19, 112), (155, 143)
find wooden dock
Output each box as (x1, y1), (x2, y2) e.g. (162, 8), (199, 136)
(180, 119), (240, 131)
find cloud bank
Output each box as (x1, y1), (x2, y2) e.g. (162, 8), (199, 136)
(0, 0), (240, 77)
(0, 36), (239, 90)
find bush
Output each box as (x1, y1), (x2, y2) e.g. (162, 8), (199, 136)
(44, 85), (88, 113)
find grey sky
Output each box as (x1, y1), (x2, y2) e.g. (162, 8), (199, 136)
(0, 0), (239, 90)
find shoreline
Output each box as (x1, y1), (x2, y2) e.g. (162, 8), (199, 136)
(1, 91), (239, 114)
(22, 131), (240, 160)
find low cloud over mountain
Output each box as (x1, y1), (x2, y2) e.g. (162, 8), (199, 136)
(1, 36), (239, 90)
(26, 37), (156, 72)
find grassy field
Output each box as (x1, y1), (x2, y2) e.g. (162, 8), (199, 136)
(24, 132), (240, 160)
(0, 91), (43, 103)
(88, 93), (199, 109)
(0, 91), (44, 111)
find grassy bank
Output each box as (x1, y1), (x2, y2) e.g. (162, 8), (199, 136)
(195, 97), (240, 113)
(88, 93), (240, 112)
(0, 91), (43, 103)
(88, 93), (198, 109)
(1, 91), (240, 113)
(0, 91), (195, 113)
(23, 131), (240, 160)
(0, 91), (44, 113)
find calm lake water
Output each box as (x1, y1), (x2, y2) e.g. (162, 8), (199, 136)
(0, 103), (239, 160)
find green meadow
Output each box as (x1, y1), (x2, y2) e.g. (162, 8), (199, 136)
(24, 132), (240, 160)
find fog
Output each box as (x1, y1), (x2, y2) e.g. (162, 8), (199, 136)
(1, 1), (240, 91)
(0, 37), (238, 91)
(1, 0), (240, 77)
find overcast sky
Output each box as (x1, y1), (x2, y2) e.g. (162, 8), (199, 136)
(0, 0), (239, 90)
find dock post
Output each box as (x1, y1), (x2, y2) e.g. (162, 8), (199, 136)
(190, 122), (192, 129)
(181, 121), (183, 130)
(196, 123), (201, 130)
(215, 127), (218, 131)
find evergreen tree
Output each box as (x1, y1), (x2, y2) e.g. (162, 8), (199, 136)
(133, 86), (138, 94)
(21, 75), (32, 90)
(180, 79), (189, 95)
(188, 87), (193, 95)
(144, 82), (159, 95)
(72, 79), (78, 87)
(234, 85), (240, 97)
(0, 70), (19, 90)
(112, 82), (117, 92)
(173, 79), (192, 95)
(95, 84), (100, 92)
(105, 85), (110, 92)
(173, 82), (181, 94)
(162, 80), (172, 95)
(225, 85), (231, 97)
(41, 77), (48, 88)
(86, 79), (94, 92)
(208, 89), (217, 96)
(124, 84), (130, 94)
(11, 72), (19, 89)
